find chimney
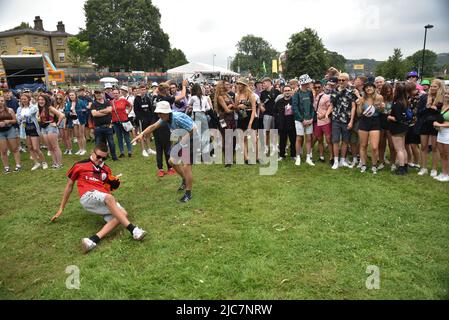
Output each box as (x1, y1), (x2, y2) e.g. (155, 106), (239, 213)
(34, 16), (44, 31)
(57, 21), (65, 33)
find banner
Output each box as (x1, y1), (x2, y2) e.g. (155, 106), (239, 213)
(272, 60), (278, 74)
(353, 64), (365, 70)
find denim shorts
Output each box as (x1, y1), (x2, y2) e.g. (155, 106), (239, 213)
(0, 127), (18, 140)
(41, 125), (59, 135)
(332, 121), (351, 144)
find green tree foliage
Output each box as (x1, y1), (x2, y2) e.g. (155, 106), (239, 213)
(164, 48), (188, 70)
(230, 35), (278, 77)
(405, 50), (438, 78)
(375, 48), (407, 80)
(12, 22), (32, 30)
(325, 50), (346, 73)
(67, 37), (90, 83)
(84, 0), (170, 71)
(284, 28), (328, 80)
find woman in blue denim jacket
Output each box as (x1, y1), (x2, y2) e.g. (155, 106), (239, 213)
(65, 91), (88, 155)
(16, 93), (48, 170)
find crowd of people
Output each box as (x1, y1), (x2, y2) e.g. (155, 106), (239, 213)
(1, 68), (449, 182)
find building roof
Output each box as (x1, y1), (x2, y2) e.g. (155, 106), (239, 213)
(0, 28), (72, 38)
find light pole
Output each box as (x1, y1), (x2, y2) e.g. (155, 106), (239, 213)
(421, 24), (434, 78)
(213, 54), (216, 72)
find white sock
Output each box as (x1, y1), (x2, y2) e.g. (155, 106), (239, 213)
(334, 157), (339, 163)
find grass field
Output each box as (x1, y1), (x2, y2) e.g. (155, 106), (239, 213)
(0, 140), (449, 300)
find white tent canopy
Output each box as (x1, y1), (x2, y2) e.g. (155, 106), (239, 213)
(99, 77), (119, 83)
(167, 62), (239, 79)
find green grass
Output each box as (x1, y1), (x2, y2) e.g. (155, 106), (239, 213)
(1, 141), (449, 300)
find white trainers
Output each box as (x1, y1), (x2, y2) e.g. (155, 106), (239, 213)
(42, 162), (48, 170)
(378, 163), (385, 171)
(372, 166), (378, 175)
(47, 151), (51, 156)
(434, 174), (443, 180)
(133, 227), (147, 241)
(295, 156), (301, 166)
(430, 170), (438, 178)
(147, 148), (157, 155)
(349, 158), (358, 169)
(63, 150), (69, 155)
(68, 150), (73, 155)
(81, 238), (97, 253)
(418, 168), (428, 176)
(79, 150), (87, 156)
(31, 162), (42, 171)
(360, 165), (367, 173)
(278, 157), (284, 162)
(332, 162), (339, 170)
(340, 160), (349, 168)
(306, 158), (315, 166)
(391, 164), (397, 172)
(142, 150), (149, 157)
(75, 150), (82, 155)
(436, 175), (449, 182)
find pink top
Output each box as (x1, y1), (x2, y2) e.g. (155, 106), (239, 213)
(314, 93), (331, 127)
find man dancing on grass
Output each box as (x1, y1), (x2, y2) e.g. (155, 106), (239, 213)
(132, 101), (198, 203)
(51, 143), (147, 253)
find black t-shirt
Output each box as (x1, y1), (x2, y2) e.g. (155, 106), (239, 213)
(260, 88), (281, 116)
(92, 100), (112, 127)
(133, 94), (153, 122)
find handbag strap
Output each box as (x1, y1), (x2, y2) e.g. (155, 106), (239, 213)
(112, 100), (123, 124)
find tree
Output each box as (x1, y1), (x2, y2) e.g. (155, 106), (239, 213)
(284, 28), (328, 80)
(325, 50), (346, 73)
(84, 0), (170, 71)
(375, 48), (407, 80)
(230, 35), (278, 77)
(164, 48), (188, 70)
(12, 22), (32, 30)
(405, 50), (438, 78)
(67, 37), (90, 84)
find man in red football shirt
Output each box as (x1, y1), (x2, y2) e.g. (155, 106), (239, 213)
(51, 143), (147, 253)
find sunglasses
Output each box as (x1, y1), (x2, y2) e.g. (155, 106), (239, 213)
(314, 86), (322, 89)
(94, 152), (108, 161)
(338, 79), (347, 82)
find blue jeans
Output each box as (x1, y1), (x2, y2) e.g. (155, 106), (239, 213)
(94, 126), (118, 160)
(113, 123), (132, 155)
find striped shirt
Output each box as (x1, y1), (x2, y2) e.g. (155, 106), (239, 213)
(158, 112), (196, 132)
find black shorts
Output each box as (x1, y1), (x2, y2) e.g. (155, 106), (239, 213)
(419, 122), (438, 136)
(358, 116), (381, 132)
(138, 119), (152, 131)
(25, 128), (39, 137)
(406, 126), (421, 145)
(380, 114), (389, 130)
(238, 114), (259, 130)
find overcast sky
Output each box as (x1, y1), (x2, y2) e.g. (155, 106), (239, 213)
(0, 0), (448, 68)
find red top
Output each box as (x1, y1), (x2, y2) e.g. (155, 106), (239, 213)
(67, 159), (112, 197)
(111, 98), (131, 123)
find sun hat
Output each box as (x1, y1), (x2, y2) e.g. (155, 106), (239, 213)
(299, 74), (313, 85)
(236, 77), (249, 86)
(154, 101), (173, 114)
(120, 86), (129, 92)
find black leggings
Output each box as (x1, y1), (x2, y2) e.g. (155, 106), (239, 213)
(154, 127), (172, 170)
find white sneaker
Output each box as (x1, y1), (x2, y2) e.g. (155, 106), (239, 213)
(295, 156), (301, 166)
(81, 238), (97, 253)
(378, 163), (385, 170)
(31, 162), (42, 171)
(340, 160), (349, 168)
(436, 175), (449, 182)
(73, 138), (78, 143)
(42, 162), (49, 170)
(133, 227), (147, 241)
(391, 164), (397, 172)
(418, 168), (428, 176)
(430, 170), (438, 178)
(360, 165), (367, 173)
(79, 150), (87, 156)
(75, 150), (82, 155)
(372, 166), (378, 175)
(132, 141), (137, 146)
(147, 148), (157, 155)
(47, 151), (51, 156)
(306, 158), (315, 166)
(350, 158), (358, 169)
(142, 150), (149, 157)
(64, 150), (69, 155)
(332, 162), (339, 170)
(68, 150), (73, 155)
(433, 174), (443, 180)
(357, 161), (363, 169)
(278, 157), (284, 162)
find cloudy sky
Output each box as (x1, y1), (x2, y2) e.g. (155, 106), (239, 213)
(0, 0), (448, 68)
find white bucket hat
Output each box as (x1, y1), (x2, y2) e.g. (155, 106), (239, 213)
(299, 74), (313, 85)
(120, 85), (129, 92)
(154, 101), (173, 114)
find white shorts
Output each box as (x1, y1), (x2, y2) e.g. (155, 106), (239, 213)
(73, 119), (80, 126)
(295, 121), (313, 136)
(80, 190), (124, 222)
(437, 127), (449, 145)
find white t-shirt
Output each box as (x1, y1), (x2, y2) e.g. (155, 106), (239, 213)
(188, 96), (211, 112)
(125, 95), (135, 117)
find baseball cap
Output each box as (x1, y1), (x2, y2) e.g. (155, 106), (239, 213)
(151, 82), (158, 87)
